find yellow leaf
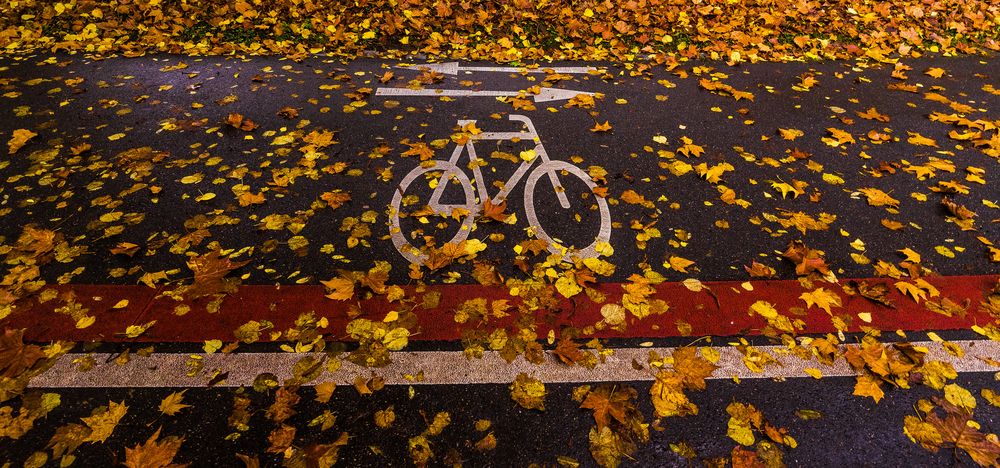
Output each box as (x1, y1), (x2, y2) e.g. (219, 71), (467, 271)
(510, 373), (546, 411)
(907, 132), (938, 147)
(804, 368), (823, 379)
(203, 339), (222, 353)
(982, 388), (1000, 408)
(898, 248), (922, 263)
(383, 327), (409, 351)
(666, 256), (695, 273)
(7, 129), (37, 154)
(555, 274), (582, 298)
(125, 321), (156, 338)
(112, 299), (129, 309)
(82, 401), (128, 442)
(315, 382), (336, 403)
(590, 121), (612, 132)
(159, 391), (190, 416)
(727, 417), (755, 446)
(778, 128), (803, 140)
(799, 287), (842, 314)
(321, 277), (354, 300)
(180, 173), (204, 184)
(925, 67), (945, 78)
(895, 281), (927, 303)
(944, 383), (976, 411)
(375, 406), (396, 428)
(858, 188), (900, 208)
(75, 316), (96, 329)
(853, 374), (884, 403)
(108, 133), (126, 141)
(519, 149), (537, 161)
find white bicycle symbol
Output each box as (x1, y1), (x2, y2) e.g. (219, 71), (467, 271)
(389, 114), (612, 265)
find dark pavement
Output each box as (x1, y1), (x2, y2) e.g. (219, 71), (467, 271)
(0, 52), (998, 467)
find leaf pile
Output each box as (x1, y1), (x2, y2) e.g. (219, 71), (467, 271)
(0, 0), (998, 61)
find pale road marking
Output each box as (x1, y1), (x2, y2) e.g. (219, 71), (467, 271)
(28, 340), (1000, 388)
(388, 115), (612, 265)
(374, 87), (593, 103)
(397, 62), (601, 75)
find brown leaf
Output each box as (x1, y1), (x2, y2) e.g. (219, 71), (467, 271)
(123, 428), (187, 468)
(0, 329), (43, 378)
(782, 240), (830, 276)
(580, 385), (633, 429)
(183, 250), (250, 299)
(482, 198), (510, 222)
(225, 113), (258, 131)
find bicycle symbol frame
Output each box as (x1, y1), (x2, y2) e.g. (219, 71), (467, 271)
(389, 114), (612, 265)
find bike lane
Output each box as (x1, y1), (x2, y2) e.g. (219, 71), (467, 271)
(0, 54), (999, 466)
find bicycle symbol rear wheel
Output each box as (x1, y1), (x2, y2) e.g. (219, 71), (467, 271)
(389, 161), (478, 265)
(523, 160), (612, 260)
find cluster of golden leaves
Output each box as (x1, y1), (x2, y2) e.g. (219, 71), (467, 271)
(1, 0), (998, 62)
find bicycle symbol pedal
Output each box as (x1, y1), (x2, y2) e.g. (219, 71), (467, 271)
(389, 115), (612, 265)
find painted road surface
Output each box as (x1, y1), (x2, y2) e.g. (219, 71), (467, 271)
(0, 54), (998, 466)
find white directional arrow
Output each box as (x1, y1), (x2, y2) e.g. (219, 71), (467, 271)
(374, 87), (593, 103)
(398, 62), (600, 75)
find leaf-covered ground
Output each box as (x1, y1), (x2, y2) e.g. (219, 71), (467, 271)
(0, 51), (997, 467)
(1, 0), (999, 62)
(1, 3), (1000, 465)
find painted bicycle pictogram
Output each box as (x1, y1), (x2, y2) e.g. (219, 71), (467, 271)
(389, 114), (611, 264)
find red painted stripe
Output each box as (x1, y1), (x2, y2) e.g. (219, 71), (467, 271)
(4, 276), (997, 343)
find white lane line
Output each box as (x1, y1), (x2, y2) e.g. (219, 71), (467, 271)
(374, 87), (593, 102)
(396, 62), (601, 75)
(28, 340), (1000, 388)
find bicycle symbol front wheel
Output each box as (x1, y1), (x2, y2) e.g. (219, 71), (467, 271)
(389, 161), (478, 265)
(523, 160), (612, 260)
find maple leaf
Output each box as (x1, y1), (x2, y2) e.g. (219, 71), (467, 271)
(302, 432), (349, 466)
(676, 136), (705, 157)
(82, 401), (128, 443)
(782, 240), (830, 276)
(925, 400), (1000, 466)
(824, 127), (855, 146)
(672, 347), (718, 390)
(853, 374), (885, 403)
(554, 337), (586, 365)
(858, 188), (900, 208)
(744, 261), (776, 278)
(666, 255), (695, 273)
(0, 328), (43, 378)
(320, 190), (351, 209)
(650, 371), (698, 418)
(182, 250), (249, 299)
(237, 192), (265, 207)
(481, 198), (510, 222)
(7, 129), (37, 154)
(590, 121), (612, 132)
(778, 128), (803, 140)
(580, 385), (631, 429)
(158, 391), (190, 416)
(856, 107), (891, 122)
(896, 281), (928, 303)
(907, 132), (938, 147)
(123, 428), (187, 468)
(799, 287), (842, 314)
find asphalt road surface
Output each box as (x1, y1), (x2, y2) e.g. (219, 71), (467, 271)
(0, 52), (998, 467)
